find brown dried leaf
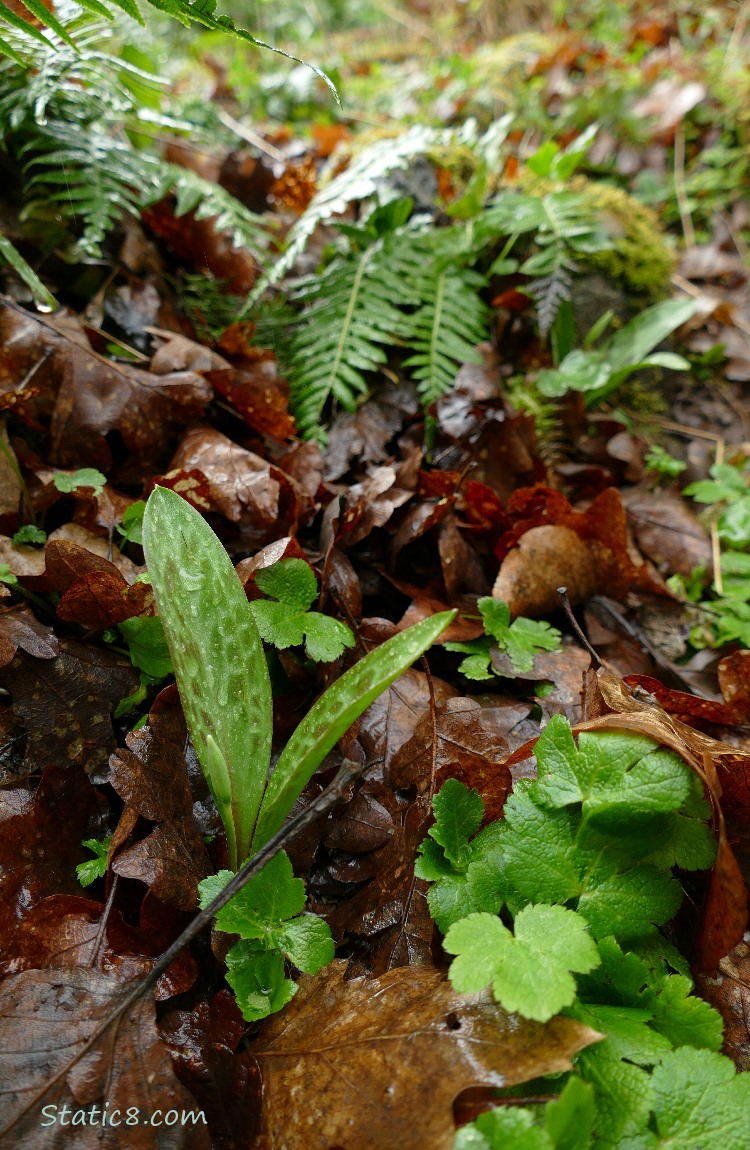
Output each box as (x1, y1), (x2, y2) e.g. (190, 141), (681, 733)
(624, 489), (713, 577)
(695, 940), (750, 1072)
(0, 765), (98, 961)
(142, 198), (257, 294)
(0, 604), (58, 668)
(0, 302), (212, 477)
(160, 991), (262, 1150)
(207, 361), (296, 440)
(109, 688), (211, 910)
(170, 427), (298, 543)
(389, 697), (511, 823)
(493, 524), (598, 615)
(6, 894), (197, 1000)
(0, 967), (211, 1149)
(252, 961), (601, 1150)
(0, 639), (139, 780)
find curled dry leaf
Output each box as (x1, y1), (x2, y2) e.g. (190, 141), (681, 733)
(109, 688), (211, 911)
(251, 960), (601, 1150)
(493, 523), (598, 615)
(0, 967), (211, 1150)
(169, 427), (299, 544)
(0, 604), (58, 669)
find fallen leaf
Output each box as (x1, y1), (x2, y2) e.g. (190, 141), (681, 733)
(0, 764), (98, 961)
(389, 697), (511, 823)
(160, 991), (262, 1150)
(109, 688), (211, 911)
(493, 523), (598, 615)
(0, 967), (211, 1149)
(695, 940), (750, 1072)
(169, 427), (298, 543)
(251, 961), (601, 1150)
(0, 604), (58, 668)
(624, 489), (713, 577)
(0, 639), (139, 781)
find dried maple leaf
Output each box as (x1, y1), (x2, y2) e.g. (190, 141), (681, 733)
(695, 939), (750, 1072)
(251, 961), (601, 1150)
(0, 967), (211, 1149)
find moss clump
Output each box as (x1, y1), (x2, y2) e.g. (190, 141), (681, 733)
(571, 179), (675, 301)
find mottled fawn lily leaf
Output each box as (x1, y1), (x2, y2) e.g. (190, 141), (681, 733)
(143, 485), (272, 867)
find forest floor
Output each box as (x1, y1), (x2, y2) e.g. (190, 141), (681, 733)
(1, 0), (750, 1147)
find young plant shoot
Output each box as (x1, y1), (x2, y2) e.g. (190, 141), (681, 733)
(142, 485), (455, 867)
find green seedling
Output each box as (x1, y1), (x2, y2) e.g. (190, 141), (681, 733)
(77, 835), (112, 887)
(52, 467), (108, 496)
(444, 596), (562, 679)
(536, 297), (696, 407)
(198, 848), (334, 1021)
(645, 444), (686, 480)
(142, 485), (455, 867)
(11, 524), (46, 547)
(251, 557), (355, 662)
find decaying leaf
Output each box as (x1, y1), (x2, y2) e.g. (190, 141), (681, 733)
(251, 961), (601, 1150)
(0, 967), (211, 1149)
(109, 687), (212, 910)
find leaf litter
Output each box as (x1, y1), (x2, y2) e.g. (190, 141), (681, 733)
(1, 1), (750, 1146)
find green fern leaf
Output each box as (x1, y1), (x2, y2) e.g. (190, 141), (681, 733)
(285, 241), (407, 441)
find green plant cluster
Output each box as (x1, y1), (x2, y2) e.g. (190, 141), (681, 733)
(0, 7), (273, 300)
(667, 457), (750, 650)
(445, 596), (562, 679)
(198, 849), (334, 1021)
(416, 714), (744, 1147)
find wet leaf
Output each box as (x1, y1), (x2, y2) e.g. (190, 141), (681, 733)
(109, 687), (212, 910)
(0, 967), (211, 1149)
(251, 961), (601, 1150)
(0, 604), (58, 667)
(0, 640), (138, 780)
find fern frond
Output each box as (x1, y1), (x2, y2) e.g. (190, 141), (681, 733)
(525, 266), (575, 336)
(0, 0), (336, 100)
(395, 239), (489, 405)
(285, 241), (408, 442)
(250, 124), (472, 304)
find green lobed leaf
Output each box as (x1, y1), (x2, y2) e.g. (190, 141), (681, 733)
(648, 1047), (750, 1150)
(224, 941), (294, 1022)
(251, 610), (456, 849)
(445, 905), (599, 1022)
(429, 778), (484, 868)
(53, 468), (107, 496)
(76, 836), (111, 887)
(251, 559), (355, 662)
(198, 851), (305, 938)
(143, 486), (272, 867)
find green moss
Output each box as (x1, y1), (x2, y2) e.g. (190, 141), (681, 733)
(572, 179), (675, 301)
